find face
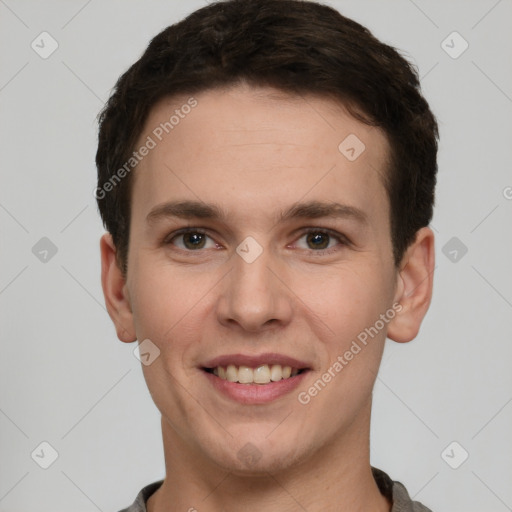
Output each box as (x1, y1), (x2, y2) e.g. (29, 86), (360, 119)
(117, 84), (403, 473)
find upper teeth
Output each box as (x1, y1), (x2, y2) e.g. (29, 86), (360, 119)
(212, 364), (300, 384)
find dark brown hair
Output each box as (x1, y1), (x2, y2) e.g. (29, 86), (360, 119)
(96, 0), (438, 275)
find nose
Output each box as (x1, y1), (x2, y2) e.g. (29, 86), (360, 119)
(216, 243), (293, 333)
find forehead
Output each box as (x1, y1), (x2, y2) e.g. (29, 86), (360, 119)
(131, 84), (391, 230)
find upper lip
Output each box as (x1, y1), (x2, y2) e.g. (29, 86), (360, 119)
(203, 353), (310, 370)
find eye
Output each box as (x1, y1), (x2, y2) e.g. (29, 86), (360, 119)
(166, 228), (219, 251)
(294, 228), (348, 253)
(164, 227), (348, 254)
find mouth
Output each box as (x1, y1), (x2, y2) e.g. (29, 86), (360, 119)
(203, 364), (306, 384)
(201, 354), (311, 404)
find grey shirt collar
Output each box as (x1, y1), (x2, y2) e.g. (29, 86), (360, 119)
(118, 467), (433, 512)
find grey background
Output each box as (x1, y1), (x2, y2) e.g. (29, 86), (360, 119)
(1, 0), (511, 510)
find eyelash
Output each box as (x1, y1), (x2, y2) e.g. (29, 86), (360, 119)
(164, 227), (350, 255)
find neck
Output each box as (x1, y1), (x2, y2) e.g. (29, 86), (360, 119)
(148, 405), (391, 512)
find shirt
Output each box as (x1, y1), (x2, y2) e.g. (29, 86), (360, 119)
(118, 467), (433, 511)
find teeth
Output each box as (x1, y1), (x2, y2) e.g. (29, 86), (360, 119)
(209, 364), (301, 384)
(270, 364), (282, 382)
(253, 364), (270, 383)
(238, 365), (253, 384)
(226, 364), (238, 382)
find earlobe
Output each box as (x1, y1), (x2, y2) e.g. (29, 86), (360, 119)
(100, 233), (137, 343)
(387, 227), (435, 344)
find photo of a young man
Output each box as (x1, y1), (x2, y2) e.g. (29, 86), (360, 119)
(96, 0), (438, 510)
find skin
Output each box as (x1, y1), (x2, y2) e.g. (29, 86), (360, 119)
(100, 83), (435, 511)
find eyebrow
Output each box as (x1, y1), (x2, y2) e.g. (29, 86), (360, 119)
(146, 199), (369, 226)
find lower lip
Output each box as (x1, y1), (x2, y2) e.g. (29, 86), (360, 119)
(203, 370), (308, 404)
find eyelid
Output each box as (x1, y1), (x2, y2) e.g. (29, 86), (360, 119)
(297, 227), (350, 243)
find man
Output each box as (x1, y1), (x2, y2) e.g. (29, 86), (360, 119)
(96, 0), (438, 510)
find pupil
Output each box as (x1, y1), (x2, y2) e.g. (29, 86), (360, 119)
(307, 232), (329, 249)
(184, 233), (205, 249)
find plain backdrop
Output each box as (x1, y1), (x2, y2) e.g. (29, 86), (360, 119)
(1, 1), (511, 511)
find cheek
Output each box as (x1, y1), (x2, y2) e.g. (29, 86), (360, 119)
(295, 263), (391, 347)
(129, 262), (210, 355)
(293, 267), (391, 429)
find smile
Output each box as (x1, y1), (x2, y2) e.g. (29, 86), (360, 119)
(205, 364), (303, 384)
(201, 354), (311, 404)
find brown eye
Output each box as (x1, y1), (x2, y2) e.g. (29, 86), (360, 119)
(294, 228), (348, 253)
(182, 232), (207, 249)
(167, 229), (217, 251)
(305, 232), (330, 250)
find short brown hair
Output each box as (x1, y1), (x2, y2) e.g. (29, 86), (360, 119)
(96, 0), (438, 275)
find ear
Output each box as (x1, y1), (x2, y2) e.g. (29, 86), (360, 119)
(387, 227), (435, 343)
(100, 233), (137, 343)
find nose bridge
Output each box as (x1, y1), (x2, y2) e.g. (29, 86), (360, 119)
(217, 238), (292, 331)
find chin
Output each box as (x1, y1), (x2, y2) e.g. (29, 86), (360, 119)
(196, 425), (310, 476)
(214, 447), (302, 476)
